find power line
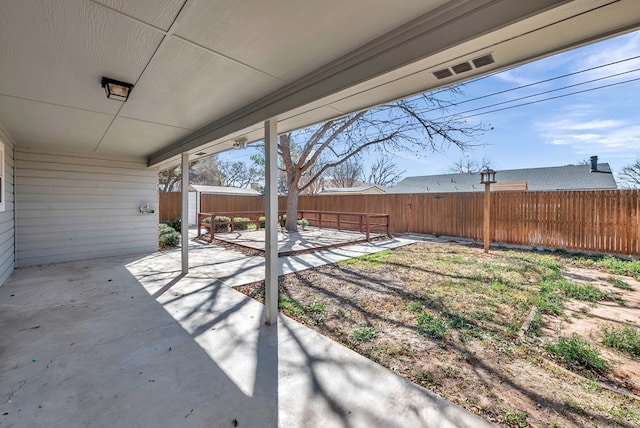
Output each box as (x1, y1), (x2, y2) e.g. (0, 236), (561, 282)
(455, 76), (640, 120)
(438, 68), (640, 120)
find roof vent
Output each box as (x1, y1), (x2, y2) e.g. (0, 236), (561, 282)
(452, 62), (472, 74)
(472, 54), (495, 68)
(433, 68), (453, 80)
(433, 53), (494, 80)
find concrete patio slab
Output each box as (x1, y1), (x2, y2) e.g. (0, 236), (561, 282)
(0, 241), (494, 427)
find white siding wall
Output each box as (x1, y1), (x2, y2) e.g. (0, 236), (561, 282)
(15, 148), (158, 267)
(0, 125), (15, 285)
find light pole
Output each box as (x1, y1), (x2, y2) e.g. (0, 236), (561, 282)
(480, 168), (497, 254)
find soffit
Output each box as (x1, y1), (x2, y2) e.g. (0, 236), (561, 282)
(0, 0), (446, 158)
(161, 0), (640, 169)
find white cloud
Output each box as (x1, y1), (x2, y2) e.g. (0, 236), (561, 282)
(542, 119), (625, 131)
(540, 117), (640, 155)
(494, 69), (539, 86)
(571, 31), (640, 82)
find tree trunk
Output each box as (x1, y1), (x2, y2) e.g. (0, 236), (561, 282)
(285, 188), (299, 232)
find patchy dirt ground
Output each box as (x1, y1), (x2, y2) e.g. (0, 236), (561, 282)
(237, 243), (640, 427)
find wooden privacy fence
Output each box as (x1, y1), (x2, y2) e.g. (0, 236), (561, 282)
(159, 190), (640, 256)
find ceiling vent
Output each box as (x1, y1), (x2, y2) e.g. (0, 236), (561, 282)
(195, 152), (207, 156)
(432, 53), (495, 80)
(433, 68), (453, 80)
(472, 53), (495, 68)
(451, 61), (472, 74)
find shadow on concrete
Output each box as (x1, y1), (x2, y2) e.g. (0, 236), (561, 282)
(0, 253), (280, 427)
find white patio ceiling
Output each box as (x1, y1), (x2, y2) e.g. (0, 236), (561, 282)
(1, 0), (639, 169)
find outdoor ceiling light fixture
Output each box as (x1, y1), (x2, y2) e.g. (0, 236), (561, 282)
(101, 77), (134, 102)
(232, 137), (248, 150)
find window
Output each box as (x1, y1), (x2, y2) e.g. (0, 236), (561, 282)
(0, 141), (5, 212)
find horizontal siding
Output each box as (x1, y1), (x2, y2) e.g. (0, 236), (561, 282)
(16, 148), (158, 267)
(15, 176), (158, 190)
(0, 124), (15, 285)
(20, 245), (154, 267)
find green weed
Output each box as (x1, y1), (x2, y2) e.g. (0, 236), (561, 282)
(544, 334), (608, 374)
(580, 379), (600, 393)
(278, 296), (305, 318)
(441, 366), (460, 378)
(602, 325), (640, 357)
(471, 310), (495, 321)
(447, 312), (472, 329)
(562, 396), (585, 415)
(503, 410), (528, 428)
(306, 299), (327, 317)
(339, 250), (393, 266)
(352, 326), (377, 342)
(608, 406), (640, 422)
(417, 312), (448, 338)
(560, 281), (609, 302)
(489, 276), (511, 292)
(407, 300), (424, 313)
(536, 256), (563, 272)
(414, 369), (435, 385)
(605, 277), (633, 291)
(535, 291), (563, 315)
(572, 255), (640, 279)
(450, 254), (466, 264)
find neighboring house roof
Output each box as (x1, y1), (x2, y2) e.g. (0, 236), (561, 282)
(189, 185), (260, 195)
(388, 163), (617, 194)
(320, 184), (386, 195)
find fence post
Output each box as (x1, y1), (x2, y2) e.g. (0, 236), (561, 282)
(210, 213), (215, 243)
(366, 215), (371, 242)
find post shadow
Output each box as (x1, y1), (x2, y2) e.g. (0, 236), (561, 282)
(251, 310), (279, 428)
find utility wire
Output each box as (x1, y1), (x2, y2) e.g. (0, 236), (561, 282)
(437, 68), (640, 120)
(454, 76), (640, 120)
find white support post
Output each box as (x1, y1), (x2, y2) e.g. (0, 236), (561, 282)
(264, 119), (279, 326)
(181, 152), (189, 274)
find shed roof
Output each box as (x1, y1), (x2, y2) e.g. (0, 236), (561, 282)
(389, 163), (617, 194)
(189, 185), (260, 195)
(320, 185), (386, 194)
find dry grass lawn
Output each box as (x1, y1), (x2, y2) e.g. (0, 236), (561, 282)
(237, 242), (640, 427)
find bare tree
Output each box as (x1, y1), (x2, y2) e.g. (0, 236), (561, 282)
(191, 155), (222, 185)
(159, 165), (182, 191)
(218, 161), (260, 188)
(278, 87), (486, 231)
(366, 157), (404, 186)
(161, 154), (260, 192)
(299, 160), (328, 195)
(618, 159), (640, 188)
(449, 157), (493, 174)
(329, 158), (363, 188)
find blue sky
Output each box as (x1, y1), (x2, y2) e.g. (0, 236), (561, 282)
(220, 29), (640, 181)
